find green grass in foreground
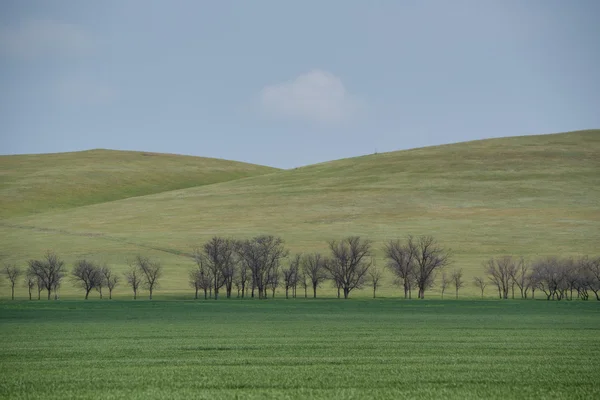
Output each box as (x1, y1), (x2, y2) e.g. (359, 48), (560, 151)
(0, 300), (599, 399)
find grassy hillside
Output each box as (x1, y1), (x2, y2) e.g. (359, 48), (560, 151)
(0, 149), (279, 218)
(1, 130), (598, 298)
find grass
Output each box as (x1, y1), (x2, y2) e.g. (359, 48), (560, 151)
(1, 130), (599, 298)
(0, 149), (279, 218)
(0, 299), (598, 399)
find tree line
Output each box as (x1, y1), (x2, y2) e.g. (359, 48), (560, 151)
(474, 255), (600, 301)
(2, 235), (599, 301)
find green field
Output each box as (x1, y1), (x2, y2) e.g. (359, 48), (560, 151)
(0, 300), (598, 399)
(1, 130), (599, 298)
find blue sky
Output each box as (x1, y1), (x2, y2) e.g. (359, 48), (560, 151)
(1, 0), (599, 168)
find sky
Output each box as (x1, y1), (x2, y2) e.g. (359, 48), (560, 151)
(1, 0), (599, 168)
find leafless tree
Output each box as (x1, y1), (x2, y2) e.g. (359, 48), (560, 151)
(233, 261), (250, 298)
(101, 266), (119, 299)
(72, 259), (103, 299)
(27, 251), (66, 300)
(299, 269), (309, 298)
(531, 257), (565, 300)
(125, 265), (142, 300)
(451, 268), (464, 299)
(195, 237), (236, 300)
(236, 235), (288, 299)
(325, 236), (372, 299)
(440, 272), (451, 299)
(302, 253), (328, 298)
(191, 257), (213, 300)
(189, 267), (202, 299)
(24, 273), (35, 300)
(485, 256), (515, 299)
(410, 236), (451, 299)
(509, 257), (530, 299)
(384, 239), (415, 299)
(282, 254), (300, 299)
(368, 262), (383, 298)
(134, 255), (162, 300)
(584, 256), (600, 300)
(267, 263), (281, 298)
(473, 276), (487, 298)
(3, 264), (22, 300)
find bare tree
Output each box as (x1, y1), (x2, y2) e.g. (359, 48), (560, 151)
(473, 276), (487, 298)
(531, 257), (565, 300)
(440, 272), (451, 299)
(195, 237), (236, 300)
(101, 266), (119, 299)
(189, 268), (202, 299)
(134, 255), (162, 300)
(233, 261), (250, 298)
(125, 265), (142, 300)
(267, 263), (281, 298)
(509, 257), (530, 299)
(24, 273), (35, 300)
(3, 264), (22, 300)
(410, 236), (451, 299)
(190, 257), (212, 300)
(325, 236), (372, 299)
(27, 251), (66, 300)
(236, 235), (288, 299)
(302, 253), (328, 298)
(384, 239), (415, 299)
(72, 259), (103, 299)
(282, 254), (300, 299)
(485, 256), (515, 299)
(451, 268), (464, 299)
(299, 270), (309, 298)
(585, 256), (600, 300)
(368, 262), (383, 298)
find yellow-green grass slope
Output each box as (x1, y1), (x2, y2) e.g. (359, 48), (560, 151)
(0, 149), (279, 218)
(1, 130), (598, 298)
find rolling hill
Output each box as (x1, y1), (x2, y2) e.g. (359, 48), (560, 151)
(0, 149), (279, 218)
(1, 130), (598, 298)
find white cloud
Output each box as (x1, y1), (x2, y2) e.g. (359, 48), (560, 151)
(259, 70), (364, 123)
(0, 18), (91, 59)
(54, 77), (116, 105)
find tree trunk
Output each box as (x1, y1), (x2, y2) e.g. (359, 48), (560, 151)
(204, 289), (207, 300)
(149, 288), (153, 300)
(11, 284), (15, 300)
(28, 287), (32, 301)
(98, 287), (103, 299)
(313, 284), (317, 299)
(343, 287), (349, 299)
(85, 290), (90, 300)
(133, 289), (137, 300)
(214, 287), (219, 300)
(337, 286), (340, 299)
(241, 282), (245, 298)
(47, 289), (51, 300)
(304, 286), (307, 298)
(404, 281), (408, 299)
(195, 287), (198, 299)
(272, 288), (275, 298)
(109, 289), (113, 300)
(455, 288), (458, 299)
(285, 287), (289, 299)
